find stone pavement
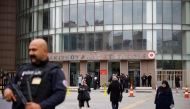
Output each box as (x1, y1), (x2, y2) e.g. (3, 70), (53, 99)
(0, 89), (190, 109)
(56, 89), (190, 109)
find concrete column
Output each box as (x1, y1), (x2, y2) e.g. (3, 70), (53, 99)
(148, 60), (156, 88)
(63, 61), (69, 85)
(80, 61), (87, 77)
(100, 60), (107, 86)
(120, 60), (128, 75)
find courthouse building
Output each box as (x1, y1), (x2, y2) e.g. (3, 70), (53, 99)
(1, 0), (190, 88)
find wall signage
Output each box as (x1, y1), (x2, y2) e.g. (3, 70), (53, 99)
(100, 70), (107, 75)
(48, 51), (155, 61)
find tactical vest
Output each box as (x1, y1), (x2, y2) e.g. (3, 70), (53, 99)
(18, 62), (58, 103)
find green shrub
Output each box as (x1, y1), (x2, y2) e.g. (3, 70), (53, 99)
(101, 82), (110, 87)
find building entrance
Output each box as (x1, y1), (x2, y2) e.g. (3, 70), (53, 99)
(128, 61), (140, 87)
(70, 62), (80, 86)
(87, 62), (100, 88)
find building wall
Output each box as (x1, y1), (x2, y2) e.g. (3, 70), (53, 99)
(0, 0), (16, 71)
(15, 0), (190, 88)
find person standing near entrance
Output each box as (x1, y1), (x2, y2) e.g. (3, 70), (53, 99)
(135, 74), (140, 87)
(93, 75), (99, 90)
(78, 74), (83, 86)
(85, 73), (91, 88)
(124, 75), (129, 93)
(148, 73), (152, 87)
(141, 73), (147, 87)
(175, 73), (180, 93)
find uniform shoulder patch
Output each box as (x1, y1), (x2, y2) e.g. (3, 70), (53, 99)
(63, 80), (68, 88)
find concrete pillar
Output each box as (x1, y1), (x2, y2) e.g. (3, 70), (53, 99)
(100, 60), (107, 86)
(120, 60), (128, 75)
(80, 61), (87, 77)
(63, 61), (69, 85)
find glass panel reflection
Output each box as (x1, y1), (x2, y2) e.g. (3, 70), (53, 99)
(70, 5), (77, 27)
(163, 30), (172, 53)
(95, 33), (103, 51)
(63, 6), (69, 27)
(123, 1), (132, 24)
(133, 30), (142, 50)
(43, 9), (49, 29)
(173, 31), (182, 54)
(103, 31), (113, 50)
(133, 1), (142, 24)
(163, 1), (172, 24)
(173, 1), (181, 24)
(114, 1), (122, 24)
(156, 30), (162, 54)
(95, 2), (103, 26)
(104, 2), (112, 25)
(69, 33), (77, 51)
(123, 31), (132, 50)
(86, 33), (94, 51)
(86, 3), (94, 25)
(78, 4), (85, 27)
(113, 31), (122, 50)
(77, 33), (85, 51)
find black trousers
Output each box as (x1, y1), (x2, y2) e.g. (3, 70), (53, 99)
(148, 81), (151, 87)
(142, 81), (146, 87)
(79, 100), (90, 108)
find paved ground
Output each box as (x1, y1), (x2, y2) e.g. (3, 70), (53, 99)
(0, 89), (190, 109)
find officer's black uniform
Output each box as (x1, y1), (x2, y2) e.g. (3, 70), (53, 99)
(6, 58), (67, 109)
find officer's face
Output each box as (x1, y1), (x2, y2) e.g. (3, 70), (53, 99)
(29, 42), (44, 64)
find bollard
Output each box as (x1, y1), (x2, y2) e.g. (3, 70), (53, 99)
(66, 86), (70, 96)
(104, 86), (107, 96)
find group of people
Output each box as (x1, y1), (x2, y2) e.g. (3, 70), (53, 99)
(2, 38), (180, 109)
(78, 73), (100, 90)
(141, 73), (152, 87)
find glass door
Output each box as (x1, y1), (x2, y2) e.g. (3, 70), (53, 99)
(87, 62), (100, 88)
(70, 62), (80, 86)
(128, 61), (140, 87)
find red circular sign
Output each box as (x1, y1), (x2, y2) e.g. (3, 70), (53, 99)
(148, 52), (155, 59)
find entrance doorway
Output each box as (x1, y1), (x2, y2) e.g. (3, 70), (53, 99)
(87, 62), (100, 88)
(108, 62), (120, 81)
(70, 62), (80, 86)
(128, 61), (140, 87)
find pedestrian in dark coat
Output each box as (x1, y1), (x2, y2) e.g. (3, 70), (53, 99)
(141, 73), (147, 87)
(78, 80), (91, 109)
(135, 74), (140, 87)
(175, 73), (180, 93)
(154, 80), (174, 109)
(85, 73), (91, 88)
(107, 76), (123, 109)
(124, 75), (129, 93)
(93, 75), (99, 90)
(147, 73), (152, 87)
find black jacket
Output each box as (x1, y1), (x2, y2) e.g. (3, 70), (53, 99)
(155, 86), (174, 109)
(107, 80), (122, 102)
(6, 59), (67, 109)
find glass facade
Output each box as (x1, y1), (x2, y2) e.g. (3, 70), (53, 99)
(16, 0), (190, 73)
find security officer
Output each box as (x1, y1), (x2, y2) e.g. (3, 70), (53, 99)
(4, 39), (67, 109)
